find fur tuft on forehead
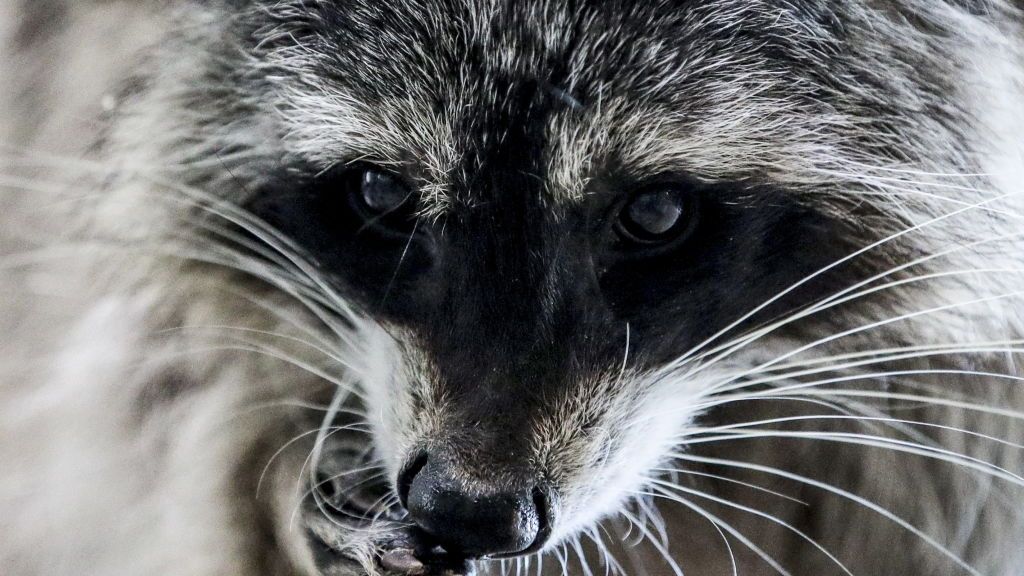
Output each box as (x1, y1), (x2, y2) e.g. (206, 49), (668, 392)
(255, 0), (982, 220)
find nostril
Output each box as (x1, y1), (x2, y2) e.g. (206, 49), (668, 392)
(492, 485), (553, 558)
(523, 485), (554, 554)
(397, 451), (428, 509)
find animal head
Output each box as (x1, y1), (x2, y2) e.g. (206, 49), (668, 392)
(95, 0), (1023, 572)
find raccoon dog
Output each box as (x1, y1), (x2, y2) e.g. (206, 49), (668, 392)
(2, 1), (1024, 575)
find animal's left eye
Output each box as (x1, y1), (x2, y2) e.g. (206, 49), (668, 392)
(616, 185), (697, 246)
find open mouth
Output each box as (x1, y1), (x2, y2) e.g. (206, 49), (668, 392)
(313, 439), (406, 525)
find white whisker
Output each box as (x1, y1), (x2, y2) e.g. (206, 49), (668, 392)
(649, 480), (854, 576)
(669, 454), (982, 576)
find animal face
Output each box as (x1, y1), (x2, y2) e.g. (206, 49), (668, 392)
(241, 0), (896, 561)
(84, 0), (1019, 573)
(8, 0), (1024, 575)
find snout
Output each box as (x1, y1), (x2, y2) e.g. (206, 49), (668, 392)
(399, 453), (554, 558)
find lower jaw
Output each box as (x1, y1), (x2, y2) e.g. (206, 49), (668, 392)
(306, 517), (473, 576)
(303, 467), (473, 575)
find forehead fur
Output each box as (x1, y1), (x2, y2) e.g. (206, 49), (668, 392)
(254, 0), (970, 215)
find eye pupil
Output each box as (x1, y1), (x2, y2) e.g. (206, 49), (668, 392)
(618, 187), (691, 244)
(626, 190), (682, 236)
(360, 169), (409, 214)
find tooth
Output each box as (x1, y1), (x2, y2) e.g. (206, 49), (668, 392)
(380, 548), (426, 575)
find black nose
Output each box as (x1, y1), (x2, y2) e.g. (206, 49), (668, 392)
(400, 454), (551, 558)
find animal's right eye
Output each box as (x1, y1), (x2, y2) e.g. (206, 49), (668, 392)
(339, 165), (419, 235)
(353, 168), (410, 215)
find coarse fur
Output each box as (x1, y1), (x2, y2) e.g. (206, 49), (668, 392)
(2, 0), (1024, 575)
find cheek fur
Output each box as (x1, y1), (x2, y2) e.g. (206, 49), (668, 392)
(358, 324), (413, 477)
(542, 370), (714, 541)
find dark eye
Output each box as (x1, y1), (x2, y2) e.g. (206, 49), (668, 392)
(358, 169), (409, 213)
(346, 166), (418, 233)
(616, 186), (696, 245)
